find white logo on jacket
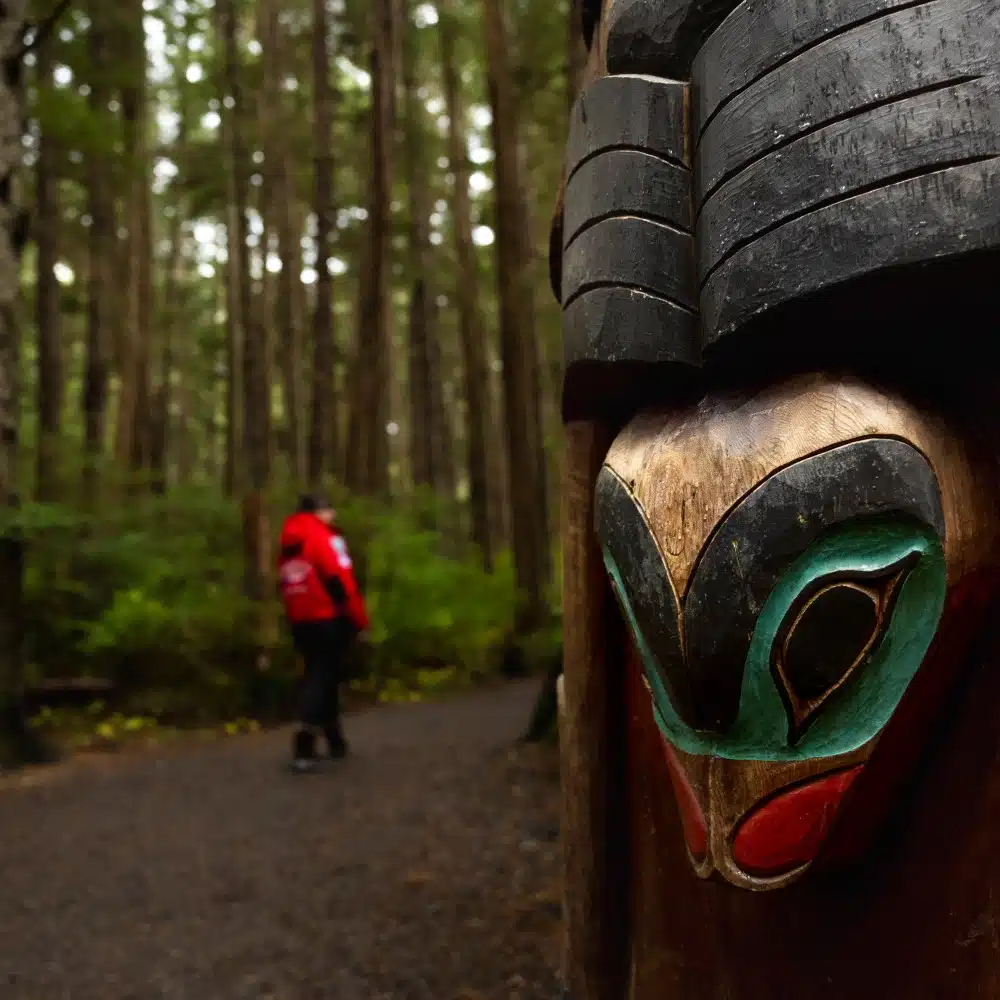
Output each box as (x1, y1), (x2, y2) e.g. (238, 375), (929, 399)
(280, 558), (314, 593)
(331, 536), (352, 568)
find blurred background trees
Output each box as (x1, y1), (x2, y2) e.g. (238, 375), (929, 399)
(0, 0), (578, 741)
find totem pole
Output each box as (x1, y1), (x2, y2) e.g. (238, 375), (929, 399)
(553, 0), (1000, 997)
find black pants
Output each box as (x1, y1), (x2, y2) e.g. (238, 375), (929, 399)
(291, 618), (355, 747)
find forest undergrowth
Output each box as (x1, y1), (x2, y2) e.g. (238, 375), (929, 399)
(10, 467), (561, 749)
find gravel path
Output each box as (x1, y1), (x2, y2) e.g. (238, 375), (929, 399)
(0, 681), (563, 1000)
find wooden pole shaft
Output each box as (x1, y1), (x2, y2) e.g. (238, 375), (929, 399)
(561, 420), (629, 1000)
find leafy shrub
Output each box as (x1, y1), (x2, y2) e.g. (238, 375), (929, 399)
(11, 484), (521, 726)
(358, 504), (516, 679)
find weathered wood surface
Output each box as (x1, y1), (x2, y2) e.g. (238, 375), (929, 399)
(702, 159), (1000, 345)
(696, 78), (1000, 282)
(600, 375), (1000, 896)
(692, 0), (1000, 342)
(559, 0), (1000, 379)
(560, 421), (630, 1000)
(555, 0), (1000, 991)
(626, 603), (1000, 997)
(682, 438), (943, 731)
(604, 376), (998, 593)
(566, 74), (689, 179)
(596, 465), (687, 721)
(695, 0), (998, 198)
(692, 0), (946, 133)
(564, 149), (692, 247)
(562, 73), (699, 401)
(560, 314), (702, 420)
(562, 217), (696, 311)
(605, 0), (746, 79)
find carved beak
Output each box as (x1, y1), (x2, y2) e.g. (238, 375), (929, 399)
(661, 738), (870, 890)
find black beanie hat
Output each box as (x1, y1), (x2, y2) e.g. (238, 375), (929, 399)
(297, 493), (331, 513)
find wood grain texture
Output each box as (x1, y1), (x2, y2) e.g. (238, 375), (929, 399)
(696, 77), (1000, 282)
(566, 75), (689, 182)
(561, 73), (699, 384)
(564, 149), (692, 248)
(692, 0), (1000, 347)
(668, 707), (873, 889)
(626, 664), (874, 890)
(597, 466), (690, 723)
(601, 377), (1000, 901)
(549, 6), (609, 305)
(702, 157), (1000, 345)
(681, 439), (943, 731)
(560, 421), (629, 1000)
(695, 0), (999, 200)
(562, 217), (696, 311)
(692, 0), (930, 134)
(563, 286), (700, 368)
(604, 375), (1000, 597)
(604, 0), (745, 79)
(625, 592), (1000, 998)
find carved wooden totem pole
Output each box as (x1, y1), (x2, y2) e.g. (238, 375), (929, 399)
(553, 0), (1000, 997)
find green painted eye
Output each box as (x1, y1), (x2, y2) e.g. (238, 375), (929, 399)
(773, 559), (914, 744)
(640, 519), (945, 762)
(780, 583), (881, 702)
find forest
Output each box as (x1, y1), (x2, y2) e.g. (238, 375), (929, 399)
(0, 0), (587, 753)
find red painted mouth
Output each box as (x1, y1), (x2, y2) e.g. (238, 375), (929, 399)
(662, 741), (708, 860)
(731, 766), (863, 877)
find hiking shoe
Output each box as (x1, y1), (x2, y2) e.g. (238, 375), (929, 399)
(291, 728), (318, 772)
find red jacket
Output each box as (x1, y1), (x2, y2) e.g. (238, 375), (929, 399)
(277, 513), (369, 630)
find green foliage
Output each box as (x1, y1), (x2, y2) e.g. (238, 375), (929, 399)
(16, 487), (518, 728)
(343, 496), (517, 678)
(28, 700), (263, 750)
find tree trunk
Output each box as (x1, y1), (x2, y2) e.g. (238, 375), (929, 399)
(222, 148), (241, 493)
(115, 0), (153, 478)
(347, 0), (396, 499)
(277, 191), (305, 483)
(216, 0), (243, 497)
(150, 211), (183, 495)
(483, 0), (547, 628)
(34, 36), (61, 502)
(222, 0), (270, 610)
(261, 0), (304, 484)
(427, 298), (456, 501)
(307, 0), (338, 490)
(402, 2), (434, 492)
(82, 1), (112, 503)
(0, 1), (38, 764)
(150, 24), (191, 495)
(439, 0), (494, 567)
(516, 144), (553, 597)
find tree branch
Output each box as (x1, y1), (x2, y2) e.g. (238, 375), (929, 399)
(18, 0), (75, 60)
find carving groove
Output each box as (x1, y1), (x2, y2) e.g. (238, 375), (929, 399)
(696, 74), (984, 214)
(700, 152), (998, 291)
(694, 0), (940, 136)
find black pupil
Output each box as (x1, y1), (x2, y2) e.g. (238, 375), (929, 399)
(782, 584), (879, 701)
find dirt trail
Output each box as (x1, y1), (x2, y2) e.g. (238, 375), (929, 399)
(0, 681), (562, 1000)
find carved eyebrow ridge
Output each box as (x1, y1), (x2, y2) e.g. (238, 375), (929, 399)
(595, 465), (693, 725)
(681, 437), (945, 730)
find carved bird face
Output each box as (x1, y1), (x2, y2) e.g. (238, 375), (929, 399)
(596, 375), (1000, 889)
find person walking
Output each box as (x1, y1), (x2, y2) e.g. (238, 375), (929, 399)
(277, 494), (369, 772)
